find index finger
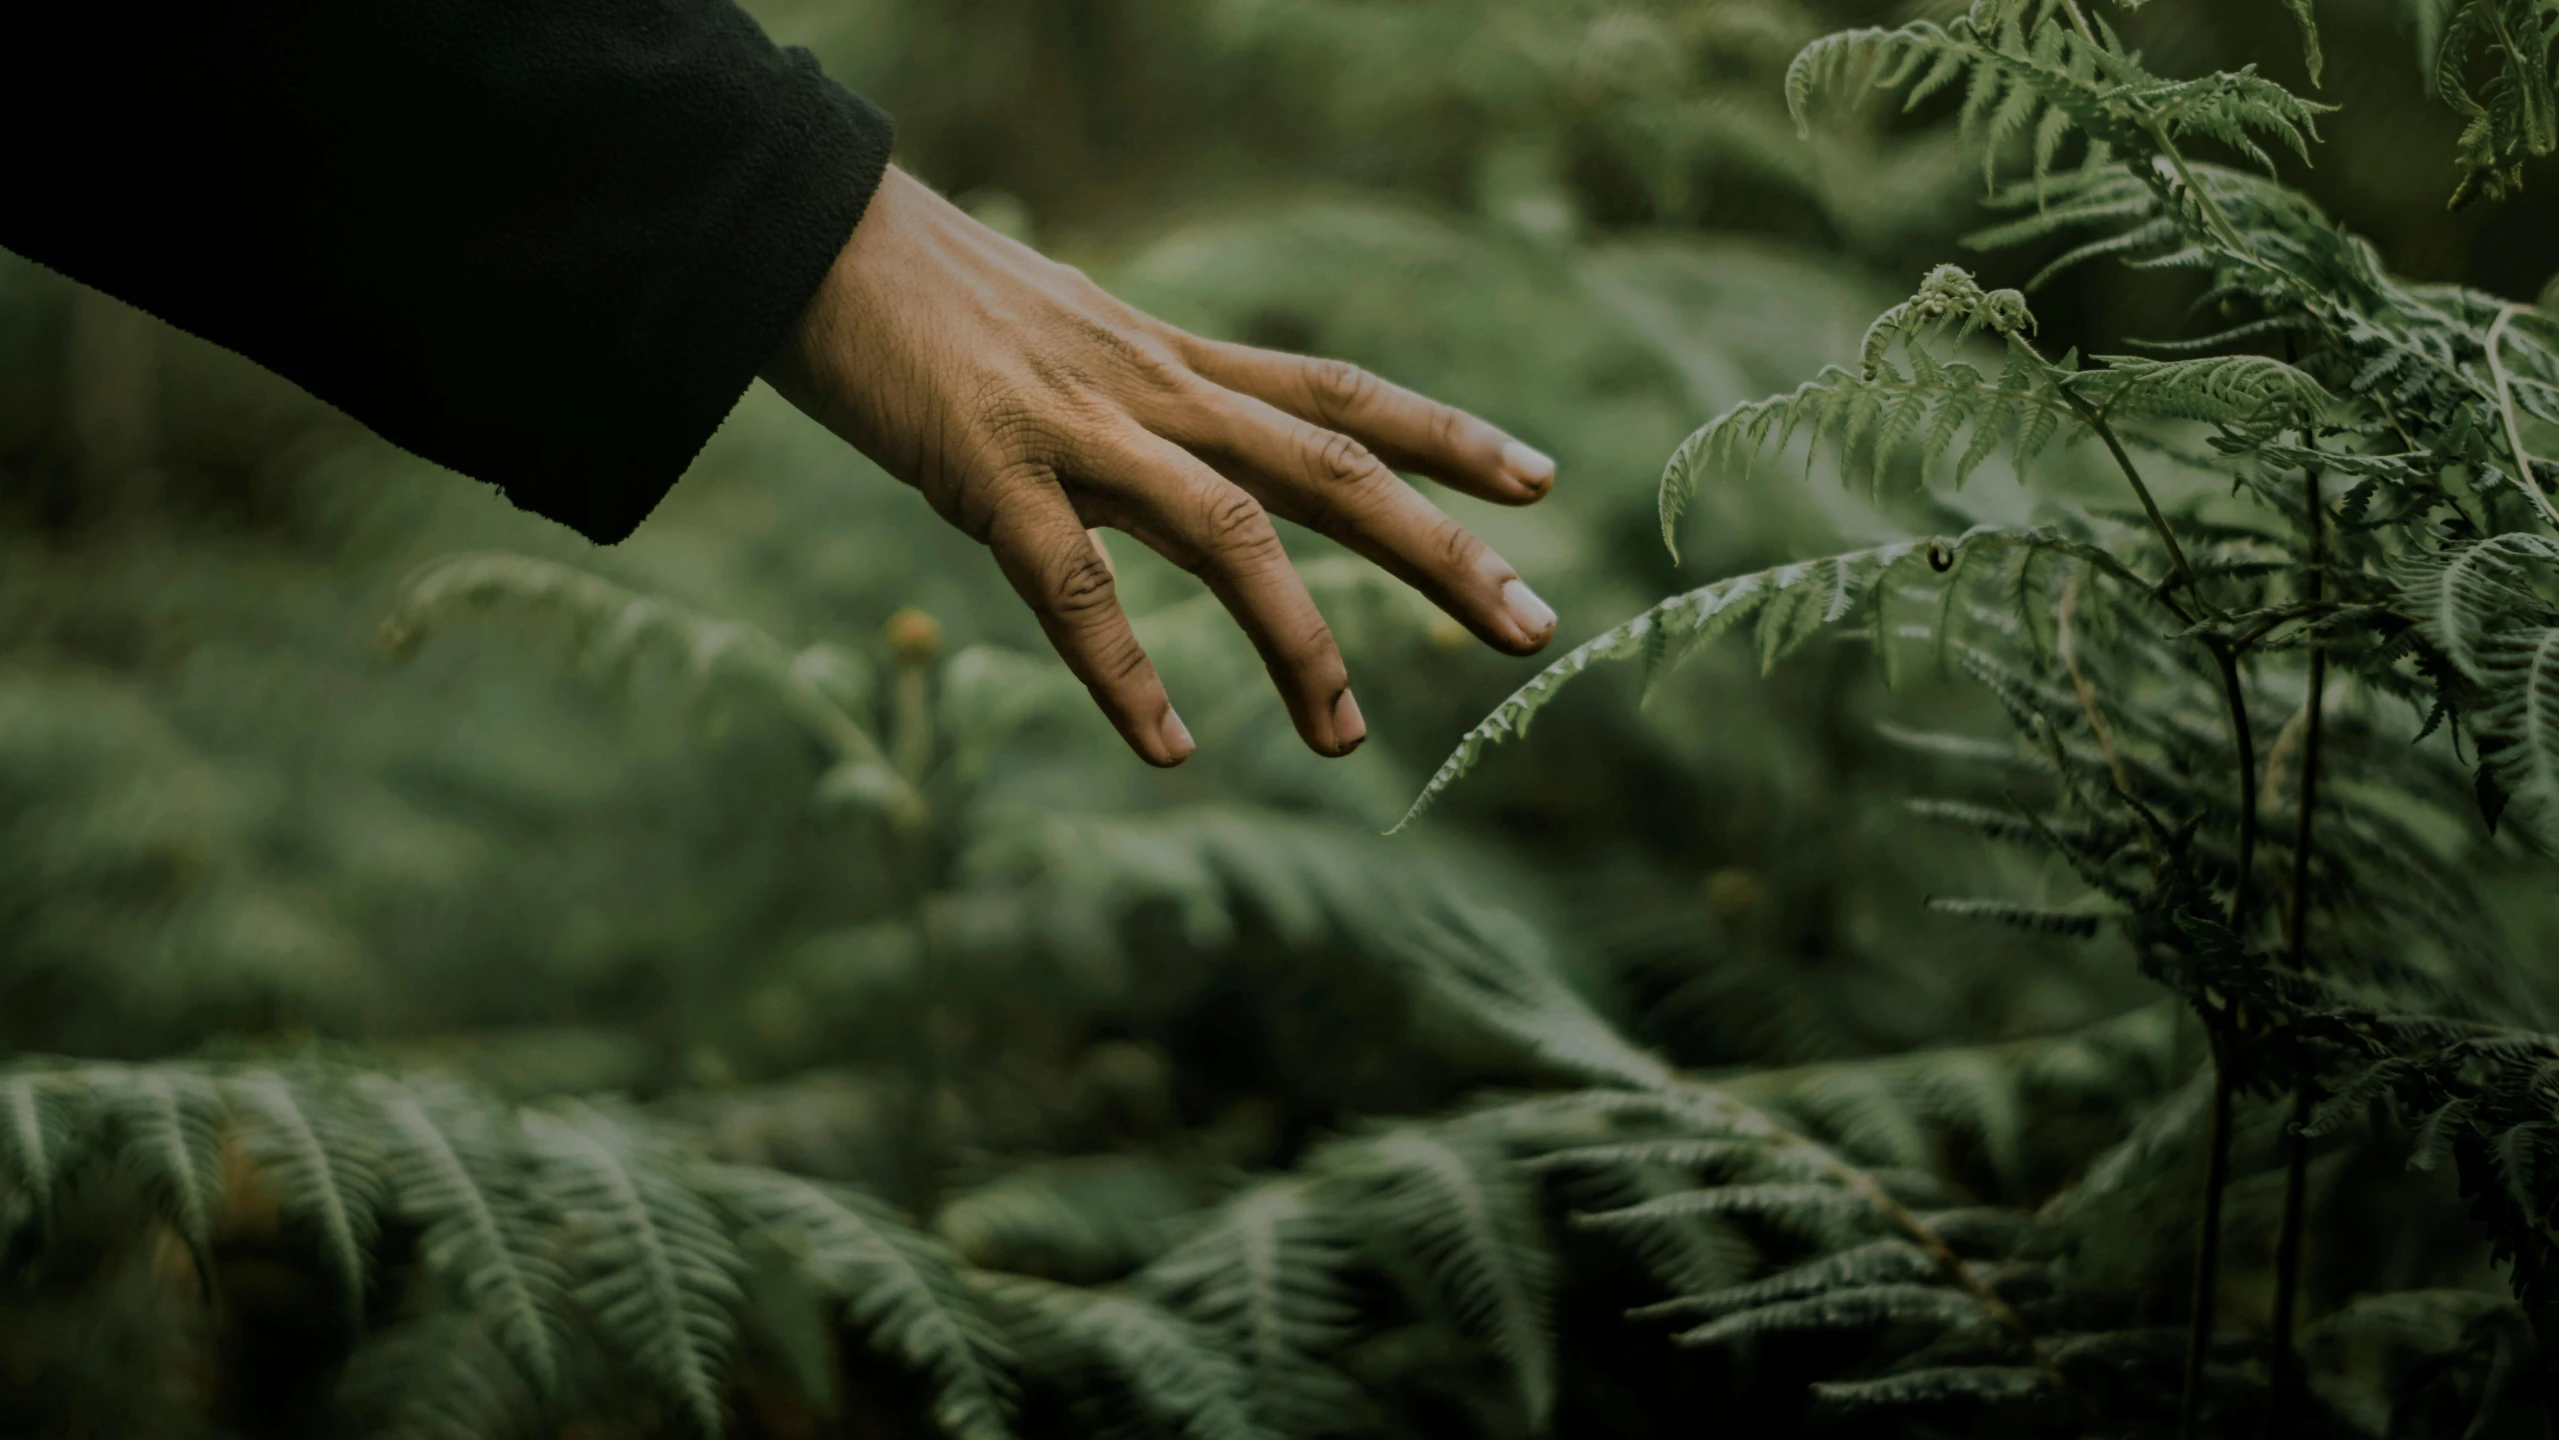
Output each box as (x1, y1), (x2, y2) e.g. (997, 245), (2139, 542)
(1176, 339), (1555, 507)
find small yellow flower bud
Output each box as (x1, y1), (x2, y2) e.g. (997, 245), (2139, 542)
(885, 608), (942, 664)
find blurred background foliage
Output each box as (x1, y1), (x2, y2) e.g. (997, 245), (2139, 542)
(7, 0), (2559, 1436)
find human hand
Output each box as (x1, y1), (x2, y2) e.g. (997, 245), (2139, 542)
(762, 166), (1558, 766)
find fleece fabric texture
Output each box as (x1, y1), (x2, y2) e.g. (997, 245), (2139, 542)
(1, 1), (896, 542)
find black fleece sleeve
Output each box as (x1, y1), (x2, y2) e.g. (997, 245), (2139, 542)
(1, 2), (894, 542)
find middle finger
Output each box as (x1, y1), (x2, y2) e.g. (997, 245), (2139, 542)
(1074, 423), (1368, 758)
(1171, 389), (1557, 655)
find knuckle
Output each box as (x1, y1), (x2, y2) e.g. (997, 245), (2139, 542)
(963, 458), (1055, 543)
(1311, 429), (1382, 488)
(1304, 359), (1377, 422)
(1200, 487), (1277, 557)
(1048, 546), (1122, 623)
(1428, 402), (1473, 457)
(1432, 517), (1486, 576)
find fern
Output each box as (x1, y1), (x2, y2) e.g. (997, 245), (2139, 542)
(361, 1073), (570, 1395)
(2430, 0), (2559, 206)
(2399, 534), (2559, 843)
(1626, 1239), (1941, 1323)
(1658, 265), (2329, 549)
(0, 1058), (1066, 1438)
(710, 1166), (1016, 1440)
(1137, 1182), (1362, 1437)
(91, 1064), (227, 1279)
(978, 1273), (1269, 1440)
(1397, 524), (2144, 829)
(1787, 1), (2330, 196)
(1316, 1124), (1558, 1428)
(936, 1155), (1208, 1283)
(231, 1068), (385, 1324)
(0, 1071), (76, 1234)
(525, 1106), (745, 1436)
(336, 1312), (541, 1440)
(1398, 0), (2559, 1423)
(1810, 1364), (2051, 1411)
(382, 551), (915, 823)
(1668, 1281), (1995, 1348)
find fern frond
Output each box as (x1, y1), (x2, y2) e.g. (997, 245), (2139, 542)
(2075, 354), (2333, 436)
(1658, 355), (2070, 550)
(711, 1167), (1016, 1440)
(937, 1155), (1206, 1283)
(231, 1069), (385, 1324)
(1139, 1182), (1361, 1436)
(2433, 0), (2559, 205)
(90, 1064), (226, 1274)
(1793, 1066), (1939, 1174)
(383, 552), (913, 821)
(525, 1107), (743, 1437)
(1811, 1364), (2050, 1410)
(2276, 0), (2326, 86)
(979, 1274), (1270, 1440)
(0, 1070), (79, 1231)
(1398, 527), (2138, 829)
(1576, 1183), (1878, 1243)
(360, 1075), (568, 1395)
(2395, 533), (2559, 839)
(2402, 536), (2559, 668)
(1787, 9), (2328, 194)
(1927, 897), (2104, 936)
(1388, 904), (1680, 1092)
(1321, 1125), (1556, 1428)
(2478, 623), (2559, 842)
(336, 1312), (541, 1440)
(1672, 1283), (1993, 1348)
(1527, 1137), (1817, 1180)
(1627, 1239), (1940, 1323)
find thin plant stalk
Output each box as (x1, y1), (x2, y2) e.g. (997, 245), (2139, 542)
(2185, 1024), (2240, 1437)
(2069, 402), (2259, 1440)
(889, 614), (946, 1218)
(2180, 641), (2260, 1440)
(2267, 454), (2330, 1435)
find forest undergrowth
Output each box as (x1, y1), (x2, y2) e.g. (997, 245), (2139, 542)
(11, 1), (2559, 1437)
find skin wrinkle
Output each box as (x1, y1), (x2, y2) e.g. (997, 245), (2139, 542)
(761, 165), (1559, 766)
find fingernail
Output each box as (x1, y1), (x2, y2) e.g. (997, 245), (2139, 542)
(1501, 579), (1556, 643)
(1331, 689), (1367, 753)
(1501, 440), (1556, 491)
(1158, 708), (1195, 764)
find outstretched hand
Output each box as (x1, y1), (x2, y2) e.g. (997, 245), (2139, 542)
(762, 165), (1558, 766)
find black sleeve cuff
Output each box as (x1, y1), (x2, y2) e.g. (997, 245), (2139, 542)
(533, 63), (895, 544)
(0, 3), (899, 545)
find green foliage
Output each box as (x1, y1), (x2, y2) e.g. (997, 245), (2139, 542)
(14, 0), (2559, 1435)
(1405, 0), (2559, 1426)
(2427, 0), (2559, 206)
(710, 1167), (1016, 1440)
(978, 1274), (1265, 1440)
(1136, 1183), (1360, 1437)
(0, 1057), (1023, 1440)
(1318, 1124), (1558, 1427)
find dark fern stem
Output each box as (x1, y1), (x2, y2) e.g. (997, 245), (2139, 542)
(2188, 613), (2261, 1440)
(2265, 444), (2329, 1437)
(2078, 399), (2258, 1440)
(2187, 1022), (2240, 1440)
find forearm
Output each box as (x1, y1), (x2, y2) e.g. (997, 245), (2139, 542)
(0, 0), (892, 541)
